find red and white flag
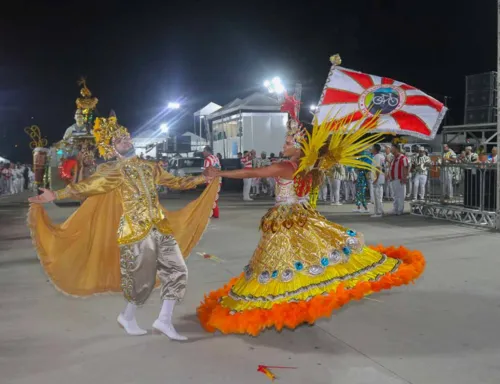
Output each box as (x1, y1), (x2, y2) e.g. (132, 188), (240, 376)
(315, 65), (447, 139)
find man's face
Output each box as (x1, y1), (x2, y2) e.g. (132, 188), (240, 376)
(492, 147), (497, 156)
(75, 113), (84, 127)
(443, 145), (449, 152)
(261, 153), (266, 159)
(391, 145), (398, 155)
(114, 136), (134, 156)
(385, 147), (391, 154)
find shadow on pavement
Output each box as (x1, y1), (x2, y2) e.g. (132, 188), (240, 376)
(178, 290), (500, 358)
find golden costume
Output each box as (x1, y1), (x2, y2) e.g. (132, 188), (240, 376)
(29, 115), (220, 304)
(197, 105), (425, 336)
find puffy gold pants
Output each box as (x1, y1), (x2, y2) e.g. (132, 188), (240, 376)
(119, 229), (188, 305)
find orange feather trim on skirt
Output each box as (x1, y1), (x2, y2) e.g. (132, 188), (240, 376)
(197, 245), (425, 337)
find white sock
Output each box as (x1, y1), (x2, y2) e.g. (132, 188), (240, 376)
(117, 302), (147, 336)
(158, 299), (175, 323)
(123, 303), (137, 320)
(153, 299), (187, 341)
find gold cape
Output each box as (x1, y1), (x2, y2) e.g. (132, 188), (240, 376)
(28, 179), (220, 297)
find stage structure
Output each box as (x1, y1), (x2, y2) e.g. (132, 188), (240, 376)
(193, 102), (222, 140)
(205, 92), (287, 158)
(411, 68), (499, 229)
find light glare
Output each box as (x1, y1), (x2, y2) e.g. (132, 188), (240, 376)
(264, 76), (286, 95)
(168, 102), (180, 109)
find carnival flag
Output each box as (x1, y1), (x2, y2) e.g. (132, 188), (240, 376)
(315, 65), (447, 139)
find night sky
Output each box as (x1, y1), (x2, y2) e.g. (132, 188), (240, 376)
(0, 0), (497, 162)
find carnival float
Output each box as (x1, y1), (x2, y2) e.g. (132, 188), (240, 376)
(26, 79), (99, 206)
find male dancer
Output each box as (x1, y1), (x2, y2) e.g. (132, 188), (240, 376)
(29, 112), (219, 340)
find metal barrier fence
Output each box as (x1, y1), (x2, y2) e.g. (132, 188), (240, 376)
(410, 162), (498, 228)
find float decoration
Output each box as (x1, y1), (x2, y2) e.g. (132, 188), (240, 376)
(76, 78), (99, 129)
(24, 125), (49, 189)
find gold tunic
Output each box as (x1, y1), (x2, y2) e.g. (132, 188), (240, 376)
(54, 156), (205, 245)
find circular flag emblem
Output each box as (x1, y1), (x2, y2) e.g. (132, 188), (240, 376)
(359, 85), (406, 116)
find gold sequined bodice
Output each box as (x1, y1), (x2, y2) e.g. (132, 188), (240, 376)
(55, 156), (205, 245)
(117, 159), (168, 244)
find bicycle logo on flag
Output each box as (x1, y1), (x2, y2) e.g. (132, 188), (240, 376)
(359, 85), (406, 116)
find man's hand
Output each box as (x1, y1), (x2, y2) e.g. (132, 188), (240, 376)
(28, 188), (56, 204)
(203, 166), (219, 178)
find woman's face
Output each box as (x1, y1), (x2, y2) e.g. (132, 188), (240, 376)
(283, 136), (299, 157)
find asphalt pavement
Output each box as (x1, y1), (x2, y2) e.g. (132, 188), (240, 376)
(0, 191), (499, 384)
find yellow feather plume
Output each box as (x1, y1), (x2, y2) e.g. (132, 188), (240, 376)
(296, 111), (384, 176)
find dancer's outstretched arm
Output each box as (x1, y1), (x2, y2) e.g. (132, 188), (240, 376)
(29, 162), (123, 204)
(214, 162), (295, 180)
(155, 163), (211, 190)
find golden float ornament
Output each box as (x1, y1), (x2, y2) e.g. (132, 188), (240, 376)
(24, 125), (49, 188)
(330, 54), (342, 66)
(24, 125), (48, 149)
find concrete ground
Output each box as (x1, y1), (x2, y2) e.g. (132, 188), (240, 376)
(0, 191), (499, 384)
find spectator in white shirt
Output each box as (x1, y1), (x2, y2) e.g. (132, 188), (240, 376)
(370, 144), (385, 217)
(383, 146), (394, 200)
(412, 147), (432, 201)
(389, 144), (409, 215)
(490, 147), (497, 164)
(241, 151), (254, 201)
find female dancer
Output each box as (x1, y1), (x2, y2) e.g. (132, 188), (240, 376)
(198, 117), (425, 336)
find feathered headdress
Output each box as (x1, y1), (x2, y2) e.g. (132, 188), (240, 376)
(93, 110), (130, 159)
(280, 92), (301, 122)
(296, 112), (384, 176)
(281, 92), (306, 148)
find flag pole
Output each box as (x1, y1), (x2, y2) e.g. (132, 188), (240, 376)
(496, 0), (500, 230)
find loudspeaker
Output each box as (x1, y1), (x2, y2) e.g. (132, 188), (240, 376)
(466, 72), (496, 91)
(176, 136), (191, 153)
(220, 159), (243, 192)
(464, 107), (497, 124)
(465, 89), (496, 108)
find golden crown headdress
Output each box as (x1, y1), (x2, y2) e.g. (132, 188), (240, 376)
(93, 110), (130, 159)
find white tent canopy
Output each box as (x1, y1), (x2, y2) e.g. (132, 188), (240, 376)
(132, 127), (164, 149)
(193, 102), (222, 117)
(0, 155), (10, 163)
(207, 92), (281, 120)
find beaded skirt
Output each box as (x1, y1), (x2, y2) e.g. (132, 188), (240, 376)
(197, 203), (425, 336)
